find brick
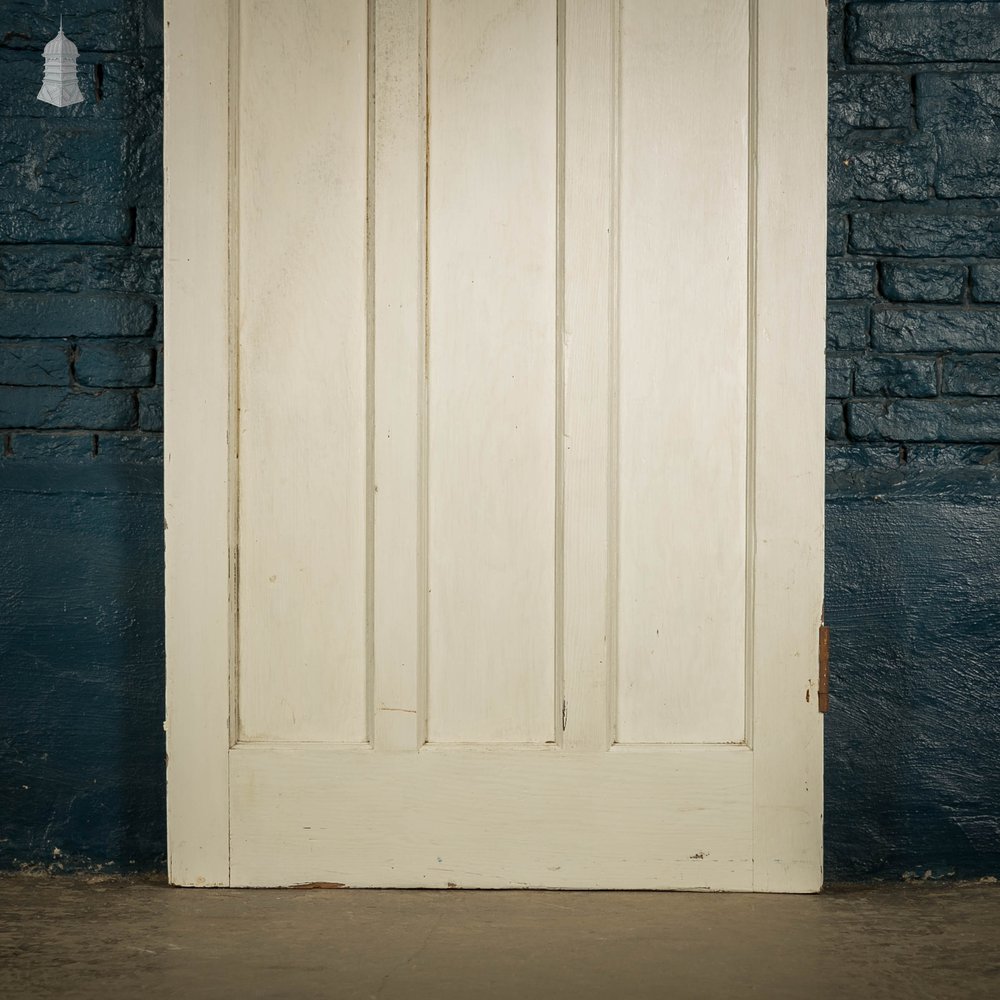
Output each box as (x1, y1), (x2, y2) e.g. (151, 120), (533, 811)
(826, 444), (900, 474)
(0, 343), (70, 387)
(829, 133), (934, 203)
(827, 304), (869, 350)
(881, 263), (966, 304)
(3, 432), (95, 462)
(971, 265), (1000, 304)
(847, 3), (1000, 64)
(918, 74), (1000, 198)
(829, 212), (848, 257)
(827, 401), (846, 440)
(97, 433), (163, 464)
(905, 444), (1000, 468)
(827, 356), (854, 398)
(943, 356), (1000, 396)
(828, 260), (876, 300)
(828, 72), (912, 134)
(855, 357), (937, 398)
(75, 342), (154, 388)
(0, 203), (132, 245)
(0, 247), (162, 295)
(850, 212), (1000, 259)
(0, 52), (141, 120)
(138, 388), (162, 432)
(0, 388), (135, 430)
(0, 294), (156, 340)
(872, 309), (1000, 353)
(848, 399), (1000, 442)
(0, 119), (127, 208)
(0, 2), (132, 52)
(154, 344), (163, 386)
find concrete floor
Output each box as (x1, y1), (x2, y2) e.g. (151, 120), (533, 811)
(1, 877), (999, 999)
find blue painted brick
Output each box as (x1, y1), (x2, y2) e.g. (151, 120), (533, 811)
(829, 134), (934, 204)
(0, 247), (162, 295)
(0, 2), (132, 52)
(848, 399), (1000, 442)
(138, 388), (162, 432)
(826, 445), (900, 475)
(905, 444), (1000, 468)
(827, 355), (854, 398)
(3, 432), (95, 462)
(918, 74), (1000, 199)
(855, 356), (937, 398)
(97, 433), (163, 464)
(829, 212), (848, 257)
(828, 72), (912, 134)
(872, 309), (1000, 353)
(0, 387), (135, 430)
(827, 304), (868, 350)
(943, 356), (1000, 396)
(827, 401), (846, 440)
(850, 213), (1000, 259)
(971, 265), (1000, 304)
(0, 343), (70, 386)
(0, 295), (155, 340)
(828, 260), (876, 300)
(0, 204), (132, 245)
(881, 263), (966, 304)
(847, 3), (1000, 64)
(75, 341), (154, 388)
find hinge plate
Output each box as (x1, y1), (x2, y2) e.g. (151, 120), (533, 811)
(818, 624), (830, 714)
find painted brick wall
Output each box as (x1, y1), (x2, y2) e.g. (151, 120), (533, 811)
(825, 1), (1000, 881)
(1, 1), (999, 880)
(0, 1), (165, 872)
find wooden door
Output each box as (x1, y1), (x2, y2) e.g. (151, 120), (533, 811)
(165, 0), (827, 890)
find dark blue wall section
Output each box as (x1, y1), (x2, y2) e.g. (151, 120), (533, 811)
(1, 0), (999, 879)
(0, 0), (165, 872)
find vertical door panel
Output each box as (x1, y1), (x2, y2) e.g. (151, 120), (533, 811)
(237, 0), (370, 742)
(426, 0), (558, 743)
(616, 0), (750, 744)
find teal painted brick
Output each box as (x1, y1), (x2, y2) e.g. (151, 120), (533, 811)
(827, 356), (854, 398)
(828, 72), (912, 134)
(0, 2), (132, 52)
(75, 342), (154, 388)
(138, 388), (162, 431)
(848, 399), (1000, 442)
(827, 402), (846, 440)
(0, 343), (70, 387)
(828, 260), (876, 300)
(872, 309), (1000, 353)
(829, 212), (848, 257)
(0, 295), (155, 340)
(943, 356), (1000, 396)
(829, 133), (934, 204)
(971, 265), (1000, 304)
(905, 444), (1000, 468)
(826, 445), (900, 474)
(855, 356), (937, 398)
(881, 263), (966, 304)
(0, 204), (132, 245)
(850, 213), (1000, 259)
(918, 74), (1000, 199)
(98, 433), (163, 464)
(827, 304), (869, 350)
(0, 247), (162, 295)
(3, 432), (95, 461)
(847, 3), (1000, 64)
(0, 388), (135, 430)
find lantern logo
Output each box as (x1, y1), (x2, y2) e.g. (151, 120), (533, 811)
(37, 18), (84, 108)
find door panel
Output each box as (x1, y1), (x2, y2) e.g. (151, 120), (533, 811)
(236, 0), (370, 743)
(426, 0), (558, 744)
(616, 0), (749, 744)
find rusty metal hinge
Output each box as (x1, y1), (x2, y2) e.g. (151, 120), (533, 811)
(818, 624), (830, 714)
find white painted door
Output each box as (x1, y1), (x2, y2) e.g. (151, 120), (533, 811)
(165, 0), (827, 890)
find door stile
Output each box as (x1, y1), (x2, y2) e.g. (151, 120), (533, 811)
(560, 0), (616, 753)
(372, 0), (428, 753)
